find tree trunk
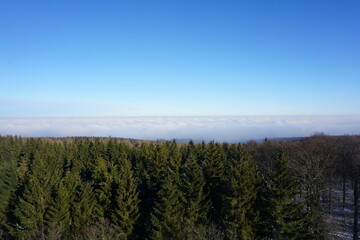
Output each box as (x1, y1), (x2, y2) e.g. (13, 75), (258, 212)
(353, 176), (359, 240)
(343, 173), (346, 209)
(329, 183), (332, 213)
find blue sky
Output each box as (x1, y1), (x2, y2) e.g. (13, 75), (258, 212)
(0, 1), (360, 140)
(1, 0), (359, 117)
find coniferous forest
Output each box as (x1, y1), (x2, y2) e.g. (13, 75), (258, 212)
(0, 134), (360, 240)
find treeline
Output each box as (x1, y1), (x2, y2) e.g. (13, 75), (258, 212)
(0, 134), (359, 239)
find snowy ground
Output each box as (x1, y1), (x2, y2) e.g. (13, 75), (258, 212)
(328, 182), (355, 240)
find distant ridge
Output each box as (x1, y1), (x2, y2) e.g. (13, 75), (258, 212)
(265, 137), (304, 142)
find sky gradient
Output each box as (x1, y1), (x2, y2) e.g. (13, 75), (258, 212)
(1, 1), (360, 140)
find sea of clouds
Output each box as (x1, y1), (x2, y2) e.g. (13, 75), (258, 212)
(1, 115), (360, 142)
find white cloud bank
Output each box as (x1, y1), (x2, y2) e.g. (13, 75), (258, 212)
(1, 115), (360, 142)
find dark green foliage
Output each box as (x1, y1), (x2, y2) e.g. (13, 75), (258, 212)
(45, 172), (78, 234)
(181, 145), (209, 226)
(0, 138), (20, 230)
(71, 180), (96, 231)
(223, 152), (261, 239)
(204, 142), (226, 224)
(270, 150), (309, 239)
(92, 155), (113, 220)
(149, 175), (184, 240)
(0, 136), (351, 239)
(149, 141), (185, 239)
(111, 153), (140, 239)
(13, 144), (62, 238)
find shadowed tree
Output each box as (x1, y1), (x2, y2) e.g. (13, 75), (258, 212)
(270, 150), (310, 240)
(204, 142), (226, 224)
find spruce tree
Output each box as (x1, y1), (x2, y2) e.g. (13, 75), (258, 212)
(17, 141), (35, 184)
(149, 142), (184, 239)
(150, 175), (184, 240)
(203, 141), (226, 224)
(13, 144), (62, 238)
(135, 143), (157, 238)
(92, 155), (113, 220)
(111, 154), (140, 240)
(167, 141), (182, 182)
(223, 153), (261, 240)
(181, 145), (209, 227)
(71, 181), (96, 231)
(45, 173), (77, 233)
(0, 138), (19, 231)
(270, 150), (309, 239)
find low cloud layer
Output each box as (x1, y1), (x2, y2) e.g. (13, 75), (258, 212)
(1, 115), (360, 142)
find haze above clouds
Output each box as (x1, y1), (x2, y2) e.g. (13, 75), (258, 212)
(1, 116), (359, 142)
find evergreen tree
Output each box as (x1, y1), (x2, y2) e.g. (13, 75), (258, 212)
(0, 138), (19, 230)
(148, 141), (186, 239)
(17, 140), (35, 184)
(92, 155), (113, 220)
(204, 141), (226, 224)
(71, 181), (97, 231)
(270, 150), (309, 239)
(181, 145), (209, 227)
(135, 143), (156, 238)
(13, 144), (62, 238)
(223, 153), (261, 240)
(111, 153), (140, 240)
(149, 143), (169, 188)
(45, 173), (77, 234)
(106, 138), (120, 163)
(150, 175), (184, 240)
(167, 141), (182, 182)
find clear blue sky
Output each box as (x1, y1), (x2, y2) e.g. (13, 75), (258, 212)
(1, 0), (360, 117)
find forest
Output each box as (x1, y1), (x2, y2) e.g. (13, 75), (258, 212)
(0, 134), (359, 240)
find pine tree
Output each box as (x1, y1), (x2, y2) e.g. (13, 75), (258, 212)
(111, 153), (140, 240)
(270, 150), (309, 239)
